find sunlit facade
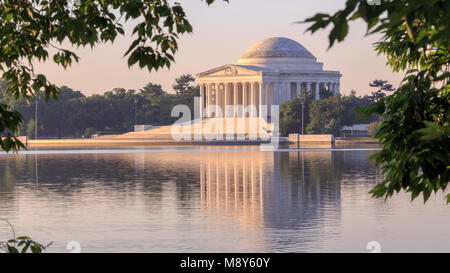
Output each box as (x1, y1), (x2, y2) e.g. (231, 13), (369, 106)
(198, 37), (342, 119)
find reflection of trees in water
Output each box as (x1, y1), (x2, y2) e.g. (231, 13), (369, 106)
(328, 150), (382, 191)
(333, 150), (378, 174)
(0, 152), (203, 217)
(0, 155), (31, 193)
(0, 162), (15, 193)
(133, 153), (200, 213)
(0, 155), (31, 211)
(265, 151), (341, 231)
(0, 150), (379, 235)
(0, 153), (200, 201)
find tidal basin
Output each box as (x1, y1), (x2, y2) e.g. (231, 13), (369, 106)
(0, 146), (449, 253)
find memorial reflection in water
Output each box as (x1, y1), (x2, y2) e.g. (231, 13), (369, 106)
(2, 147), (397, 252)
(196, 150), (342, 230)
(130, 149), (344, 231)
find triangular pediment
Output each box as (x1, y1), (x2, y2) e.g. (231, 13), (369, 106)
(197, 64), (263, 78)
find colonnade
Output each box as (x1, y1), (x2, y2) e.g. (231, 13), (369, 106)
(200, 81), (340, 118)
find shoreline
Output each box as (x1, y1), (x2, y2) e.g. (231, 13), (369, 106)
(23, 138), (380, 148)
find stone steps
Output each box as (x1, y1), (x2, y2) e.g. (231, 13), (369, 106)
(115, 117), (276, 140)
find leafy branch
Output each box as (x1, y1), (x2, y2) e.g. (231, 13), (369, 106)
(0, 0), (227, 152)
(301, 0), (450, 203)
(0, 219), (52, 253)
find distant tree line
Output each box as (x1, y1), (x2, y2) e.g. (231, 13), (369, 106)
(280, 81), (388, 137)
(0, 74), (199, 139)
(1, 76), (388, 139)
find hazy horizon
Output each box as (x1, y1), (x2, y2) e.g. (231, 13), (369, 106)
(34, 0), (403, 97)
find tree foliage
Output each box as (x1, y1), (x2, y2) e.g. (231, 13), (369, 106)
(280, 90), (376, 137)
(366, 120), (382, 137)
(280, 88), (313, 136)
(368, 79), (395, 102)
(0, 76), (200, 138)
(0, 0), (226, 151)
(172, 74), (196, 95)
(307, 92), (376, 136)
(302, 0), (450, 203)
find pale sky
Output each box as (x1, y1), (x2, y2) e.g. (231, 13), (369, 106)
(35, 0), (403, 96)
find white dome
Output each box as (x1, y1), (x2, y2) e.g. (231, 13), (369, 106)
(239, 37), (315, 59)
(237, 37), (322, 71)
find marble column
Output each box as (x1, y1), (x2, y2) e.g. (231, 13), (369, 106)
(273, 82), (280, 106)
(207, 84), (212, 117)
(243, 82), (248, 118)
(306, 82), (312, 95)
(203, 84), (206, 117)
(259, 82), (265, 106)
(315, 82), (320, 100)
(200, 84), (205, 118)
(266, 82), (271, 107)
(297, 82), (302, 98)
(234, 82), (239, 117)
(224, 83), (229, 118)
(267, 82), (273, 117)
(251, 82), (256, 117)
(216, 83), (222, 118)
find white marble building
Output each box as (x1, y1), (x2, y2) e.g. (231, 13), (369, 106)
(197, 37), (341, 118)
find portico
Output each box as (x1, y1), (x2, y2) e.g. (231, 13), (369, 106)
(197, 37), (342, 119)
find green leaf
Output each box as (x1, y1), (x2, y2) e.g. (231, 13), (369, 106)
(21, 240), (32, 253)
(7, 245), (19, 253)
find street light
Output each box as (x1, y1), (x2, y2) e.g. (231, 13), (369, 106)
(301, 97), (304, 135)
(134, 97), (138, 125)
(35, 95), (38, 140)
(299, 88), (305, 135)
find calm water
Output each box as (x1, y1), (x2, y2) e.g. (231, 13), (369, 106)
(0, 146), (448, 253)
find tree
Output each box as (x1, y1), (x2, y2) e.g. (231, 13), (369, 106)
(368, 79), (395, 102)
(0, 0), (226, 152)
(366, 121), (382, 137)
(307, 95), (345, 135)
(305, 119), (323, 135)
(326, 118), (340, 136)
(280, 89), (313, 136)
(280, 97), (302, 136)
(172, 74), (196, 95)
(281, 90), (375, 136)
(26, 119), (35, 139)
(140, 83), (164, 100)
(84, 127), (96, 138)
(0, 77), (203, 138)
(171, 74), (200, 119)
(319, 85), (333, 100)
(303, 0), (450, 203)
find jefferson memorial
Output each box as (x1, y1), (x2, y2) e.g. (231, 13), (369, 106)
(197, 37), (342, 119)
(117, 37), (342, 141)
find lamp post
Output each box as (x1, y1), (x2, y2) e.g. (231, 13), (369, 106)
(299, 88), (305, 135)
(134, 98), (138, 125)
(301, 98), (304, 135)
(35, 95), (38, 140)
